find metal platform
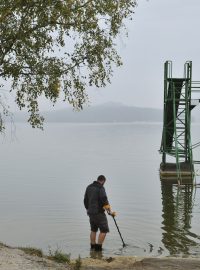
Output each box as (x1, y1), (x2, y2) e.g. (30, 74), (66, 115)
(160, 162), (193, 184)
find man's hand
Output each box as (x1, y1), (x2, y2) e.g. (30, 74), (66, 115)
(103, 204), (116, 217)
(110, 211), (116, 217)
(103, 204), (111, 211)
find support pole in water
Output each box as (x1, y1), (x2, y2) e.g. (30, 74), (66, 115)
(112, 216), (126, 247)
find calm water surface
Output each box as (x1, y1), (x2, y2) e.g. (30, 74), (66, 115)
(0, 123), (199, 258)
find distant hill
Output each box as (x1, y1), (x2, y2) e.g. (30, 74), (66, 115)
(13, 103), (163, 123)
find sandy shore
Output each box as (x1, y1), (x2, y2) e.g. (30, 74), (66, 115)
(0, 244), (70, 270)
(0, 243), (200, 270)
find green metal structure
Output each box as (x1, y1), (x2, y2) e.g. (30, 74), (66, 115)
(160, 61), (200, 185)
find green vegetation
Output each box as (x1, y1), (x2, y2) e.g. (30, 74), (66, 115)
(0, 242), (79, 266)
(48, 248), (71, 264)
(0, 242), (10, 248)
(0, 0), (136, 130)
(18, 247), (43, 257)
(73, 255), (82, 270)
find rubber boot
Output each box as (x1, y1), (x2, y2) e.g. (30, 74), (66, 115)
(95, 244), (102, 251)
(90, 243), (96, 250)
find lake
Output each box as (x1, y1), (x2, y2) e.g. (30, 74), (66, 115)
(0, 122), (199, 258)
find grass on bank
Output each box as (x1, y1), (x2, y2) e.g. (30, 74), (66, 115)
(73, 255), (82, 270)
(1, 242), (82, 269)
(18, 247), (43, 257)
(19, 245), (71, 264)
(0, 242), (10, 248)
(48, 248), (71, 263)
(48, 249), (82, 269)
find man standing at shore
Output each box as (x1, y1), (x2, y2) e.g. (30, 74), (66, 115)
(84, 175), (116, 251)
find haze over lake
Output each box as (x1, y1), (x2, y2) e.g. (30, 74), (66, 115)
(11, 103), (200, 124)
(12, 103), (163, 123)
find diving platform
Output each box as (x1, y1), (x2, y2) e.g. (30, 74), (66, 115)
(159, 61), (200, 185)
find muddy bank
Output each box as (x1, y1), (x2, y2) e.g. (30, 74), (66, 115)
(80, 256), (200, 270)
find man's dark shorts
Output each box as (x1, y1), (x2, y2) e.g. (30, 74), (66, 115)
(89, 213), (109, 233)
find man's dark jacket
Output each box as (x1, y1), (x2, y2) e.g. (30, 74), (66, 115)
(84, 181), (109, 215)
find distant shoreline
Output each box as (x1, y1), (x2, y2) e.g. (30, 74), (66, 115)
(9, 121), (164, 124)
(7, 104), (164, 123)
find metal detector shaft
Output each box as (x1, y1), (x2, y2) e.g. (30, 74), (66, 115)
(112, 216), (126, 247)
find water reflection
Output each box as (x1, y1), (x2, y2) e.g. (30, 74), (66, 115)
(161, 184), (200, 256)
(90, 250), (103, 259)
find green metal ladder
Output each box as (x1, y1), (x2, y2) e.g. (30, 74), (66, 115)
(160, 61), (199, 185)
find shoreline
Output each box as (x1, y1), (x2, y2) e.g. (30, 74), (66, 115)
(0, 243), (70, 270)
(0, 243), (200, 270)
(80, 256), (200, 270)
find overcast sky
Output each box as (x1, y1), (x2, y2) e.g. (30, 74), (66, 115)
(85, 0), (200, 110)
(3, 0), (200, 112)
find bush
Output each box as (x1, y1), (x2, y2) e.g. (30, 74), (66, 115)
(73, 255), (82, 270)
(19, 247), (43, 257)
(48, 248), (71, 264)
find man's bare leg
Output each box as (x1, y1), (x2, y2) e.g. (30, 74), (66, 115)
(98, 232), (106, 244)
(90, 231), (96, 245)
(94, 232), (106, 251)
